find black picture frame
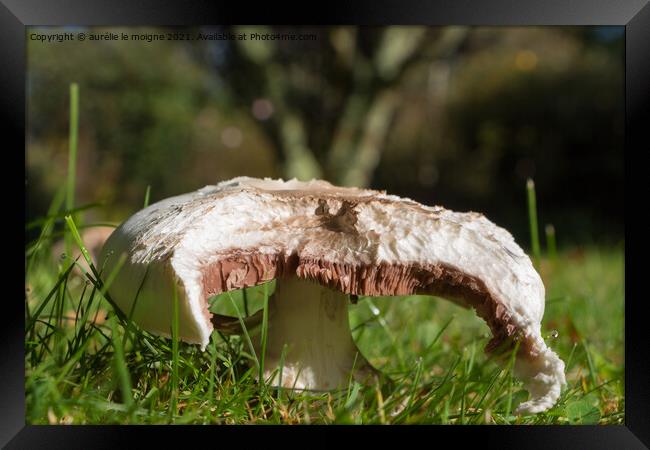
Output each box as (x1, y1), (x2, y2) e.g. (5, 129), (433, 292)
(6, 0), (648, 447)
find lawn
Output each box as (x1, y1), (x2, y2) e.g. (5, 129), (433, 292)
(25, 221), (624, 425)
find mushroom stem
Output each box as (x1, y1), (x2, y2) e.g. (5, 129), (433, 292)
(253, 277), (378, 390)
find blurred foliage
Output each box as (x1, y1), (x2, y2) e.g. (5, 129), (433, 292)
(27, 26), (623, 245)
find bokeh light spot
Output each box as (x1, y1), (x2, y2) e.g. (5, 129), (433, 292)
(515, 50), (538, 71)
(221, 126), (243, 148)
(252, 98), (274, 120)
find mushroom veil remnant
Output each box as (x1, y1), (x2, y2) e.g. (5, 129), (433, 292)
(100, 177), (566, 414)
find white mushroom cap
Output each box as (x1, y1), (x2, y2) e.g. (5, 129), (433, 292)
(100, 176), (566, 414)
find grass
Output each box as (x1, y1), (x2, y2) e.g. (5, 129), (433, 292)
(24, 212), (625, 425)
(23, 84), (624, 425)
(527, 178), (541, 271)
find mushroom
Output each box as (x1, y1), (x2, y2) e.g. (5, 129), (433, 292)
(100, 177), (566, 414)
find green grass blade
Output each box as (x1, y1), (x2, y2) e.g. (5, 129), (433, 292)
(207, 333), (218, 404)
(65, 83), (80, 270)
(504, 340), (521, 418)
(121, 267), (149, 348)
(259, 283), (270, 384)
(526, 178), (541, 271)
(26, 202), (104, 230)
(64, 215), (94, 270)
(108, 314), (134, 410)
(364, 297), (405, 370)
(66, 83), (79, 212)
(65, 215), (130, 326)
(25, 185), (65, 275)
(143, 185), (151, 208)
(26, 262), (76, 331)
(227, 292), (259, 371)
(422, 315), (454, 355)
(582, 340), (599, 389)
(170, 282), (180, 417)
(242, 288), (250, 316)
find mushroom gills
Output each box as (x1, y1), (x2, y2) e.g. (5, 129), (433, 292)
(241, 277), (379, 390)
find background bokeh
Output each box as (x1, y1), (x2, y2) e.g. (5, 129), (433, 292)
(26, 26), (624, 247)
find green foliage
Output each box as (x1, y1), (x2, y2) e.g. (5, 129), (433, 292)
(27, 28), (276, 224)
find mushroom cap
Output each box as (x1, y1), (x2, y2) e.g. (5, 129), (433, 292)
(100, 176), (565, 414)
